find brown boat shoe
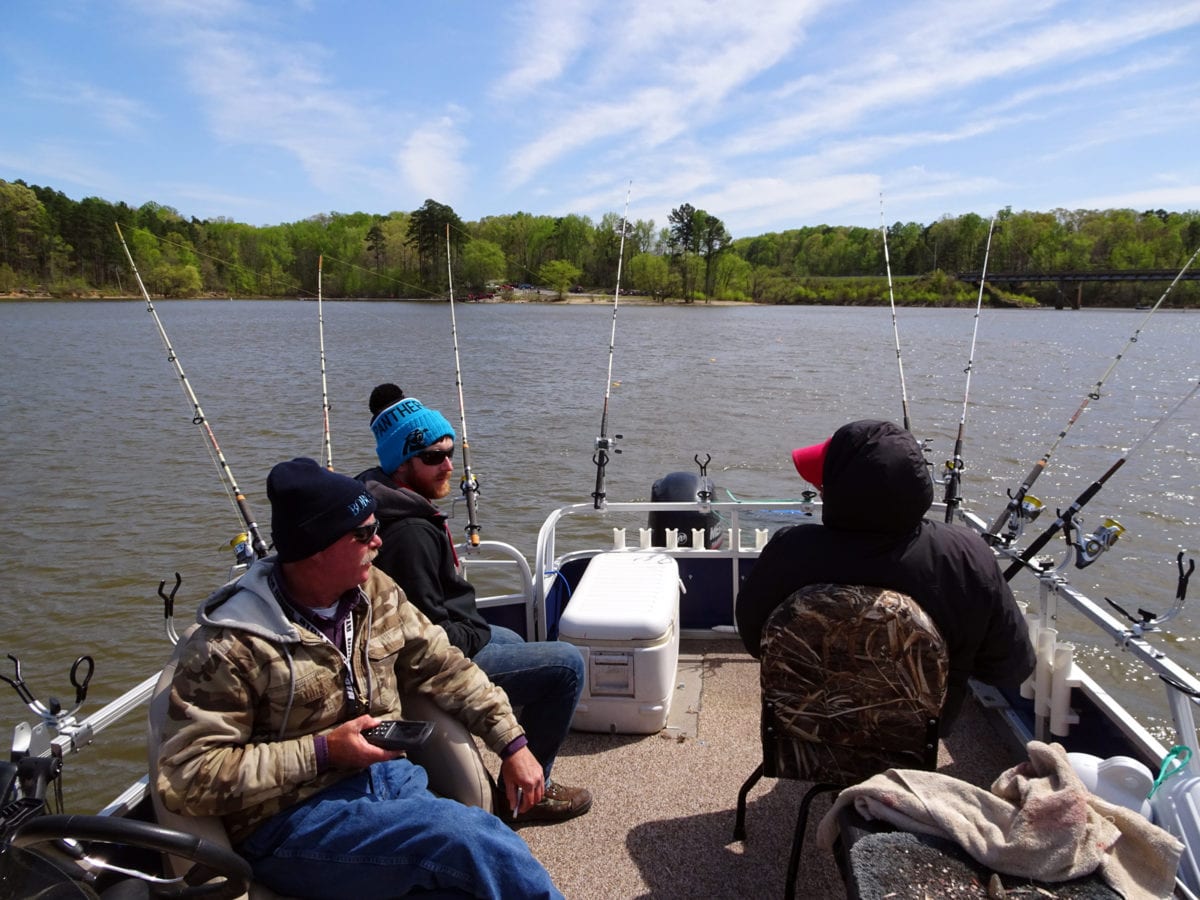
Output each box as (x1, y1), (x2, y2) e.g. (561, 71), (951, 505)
(498, 780), (593, 826)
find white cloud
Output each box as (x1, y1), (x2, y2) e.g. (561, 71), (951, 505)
(20, 76), (151, 135)
(399, 115), (470, 204)
(490, 0), (598, 97)
(1081, 183), (1200, 212)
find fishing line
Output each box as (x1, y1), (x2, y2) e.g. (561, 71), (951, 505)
(880, 194), (911, 432)
(115, 223), (269, 559)
(592, 182), (632, 510)
(446, 224), (481, 545)
(317, 254), (334, 470)
(943, 215), (996, 523)
(987, 240), (1200, 540)
(1003, 376), (1200, 581)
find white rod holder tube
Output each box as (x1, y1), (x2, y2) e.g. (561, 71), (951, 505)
(1034, 626), (1057, 718)
(1049, 642), (1079, 736)
(1020, 614), (1040, 700)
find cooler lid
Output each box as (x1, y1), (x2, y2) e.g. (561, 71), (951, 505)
(558, 551), (680, 642)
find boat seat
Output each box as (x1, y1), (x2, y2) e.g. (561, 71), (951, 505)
(147, 624), (495, 899)
(733, 583), (949, 900)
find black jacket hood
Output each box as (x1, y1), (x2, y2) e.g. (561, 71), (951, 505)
(356, 466), (441, 526)
(820, 419), (932, 534)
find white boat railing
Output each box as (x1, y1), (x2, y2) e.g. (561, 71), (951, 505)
(455, 539), (536, 639)
(533, 499), (819, 640)
(531, 496), (1200, 774)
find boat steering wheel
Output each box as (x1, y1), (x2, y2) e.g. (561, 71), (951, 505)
(11, 814), (252, 900)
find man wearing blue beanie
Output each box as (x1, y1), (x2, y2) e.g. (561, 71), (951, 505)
(359, 389), (592, 824)
(156, 457), (563, 898)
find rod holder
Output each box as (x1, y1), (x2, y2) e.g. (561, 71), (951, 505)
(1034, 625), (1057, 717)
(1020, 613), (1040, 700)
(612, 528), (626, 549)
(1050, 641), (1080, 736)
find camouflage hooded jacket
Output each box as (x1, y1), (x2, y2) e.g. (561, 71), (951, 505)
(155, 557), (521, 844)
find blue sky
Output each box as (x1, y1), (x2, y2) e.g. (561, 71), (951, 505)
(4, 0), (1199, 238)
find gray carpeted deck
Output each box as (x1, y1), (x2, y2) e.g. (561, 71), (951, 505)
(488, 640), (1022, 899)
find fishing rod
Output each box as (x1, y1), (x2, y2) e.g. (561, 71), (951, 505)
(114, 222), (269, 559)
(592, 184), (631, 510)
(1002, 377), (1200, 581)
(988, 241), (1200, 542)
(880, 194), (911, 432)
(943, 215), (996, 523)
(445, 225), (481, 546)
(317, 254), (334, 470)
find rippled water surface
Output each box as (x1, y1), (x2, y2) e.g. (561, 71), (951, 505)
(1, 299), (1196, 808)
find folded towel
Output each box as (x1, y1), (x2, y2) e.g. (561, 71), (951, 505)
(816, 740), (1183, 900)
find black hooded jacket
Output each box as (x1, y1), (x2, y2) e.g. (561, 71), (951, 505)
(735, 419), (1035, 723)
(356, 466), (491, 657)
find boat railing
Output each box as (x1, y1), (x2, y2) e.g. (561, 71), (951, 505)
(455, 539), (536, 639)
(960, 509), (1200, 775)
(533, 498), (1200, 772)
(533, 499), (818, 639)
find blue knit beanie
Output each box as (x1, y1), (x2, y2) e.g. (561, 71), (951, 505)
(371, 397), (456, 473)
(267, 457), (377, 562)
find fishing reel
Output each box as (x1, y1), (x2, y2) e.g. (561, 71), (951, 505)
(594, 433), (622, 458)
(1000, 493), (1044, 544)
(229, 531), (255, 567)
(942, 456), (964, 480)
(1061, 513), (1125, 570)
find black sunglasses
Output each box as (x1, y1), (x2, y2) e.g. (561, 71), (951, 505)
(416, 446), (455, 466)
(349, 521), (380, 544)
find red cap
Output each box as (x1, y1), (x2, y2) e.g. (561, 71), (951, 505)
(791, 438), (831, 488)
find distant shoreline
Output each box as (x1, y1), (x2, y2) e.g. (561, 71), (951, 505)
(0, 291), (750, 307)
(2, 291), (1185, 309)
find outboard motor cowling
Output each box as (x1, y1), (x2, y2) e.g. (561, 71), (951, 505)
(648, 471), (724, 549)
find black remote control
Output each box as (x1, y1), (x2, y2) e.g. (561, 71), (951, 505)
(362, 720), (434, 751)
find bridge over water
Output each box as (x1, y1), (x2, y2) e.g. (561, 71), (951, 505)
(955, 269), (1200, 307)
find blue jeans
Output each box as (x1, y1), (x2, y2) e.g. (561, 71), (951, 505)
(472, 626), (584, 780)
(237, 758), (563, 899)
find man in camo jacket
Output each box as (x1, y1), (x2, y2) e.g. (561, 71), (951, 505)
(155, 457), (562, 899)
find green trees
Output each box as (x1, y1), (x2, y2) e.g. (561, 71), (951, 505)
(628, 253), (672, 300)
(461, 239), (505, 290)
(539, 259), (582, 298)
(0, 176), (1197, 307)
(0, 181), (51, 279)
(407, 199), (465, 288)
(666, 204), (731, 301)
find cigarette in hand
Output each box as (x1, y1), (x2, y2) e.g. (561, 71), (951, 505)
(512, 786), (523, 819)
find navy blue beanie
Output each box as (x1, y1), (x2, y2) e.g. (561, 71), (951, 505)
(371, 397), (456, 473)
(267, 458), (376, 562)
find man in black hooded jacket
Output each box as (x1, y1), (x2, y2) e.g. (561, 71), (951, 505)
(357, 385), (591, 824)
(735, 419), (1035, 725)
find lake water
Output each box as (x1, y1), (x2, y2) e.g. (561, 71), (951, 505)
(0, 298), (1197, 809)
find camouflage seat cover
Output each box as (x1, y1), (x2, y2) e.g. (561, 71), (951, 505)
(760, 583), (949, 784)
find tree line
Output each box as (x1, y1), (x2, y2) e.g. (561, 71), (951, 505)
(2, 178), (1198, 307)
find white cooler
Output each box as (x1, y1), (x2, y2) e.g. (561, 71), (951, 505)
(558, 551), (680, 734)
